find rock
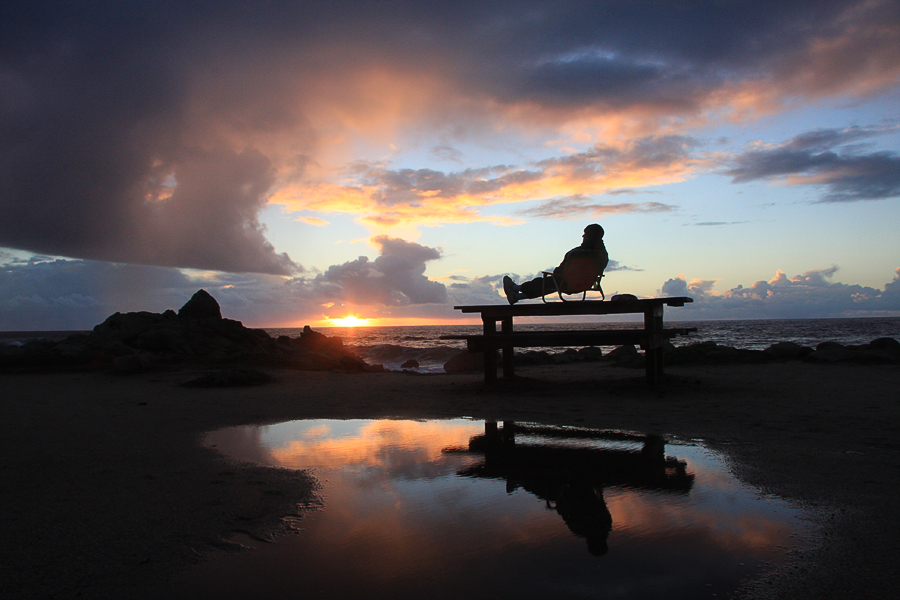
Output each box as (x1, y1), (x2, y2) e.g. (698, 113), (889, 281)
(0, 291), (376, 374)
(805, 340), (900, 364)
(340, 355), (371, 372)
(93, 311), (174, 340)
(577, 346), (603, 360)
(400, 359), (420, 369)
(804, 347), (861, 363)
(515, 350), (553, 366)
(444, 351), (485, 373)
(177, 289), (222, 320)
(764, 341), (812, 360)
(297, 325), (343, 354)
(816, 341), (845, 352)
(702, 345), (742, 361)
(604, 344), (638, 361)
(868, 337), (900, 355)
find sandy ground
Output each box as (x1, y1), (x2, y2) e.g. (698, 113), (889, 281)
(1, 361), (899, 599)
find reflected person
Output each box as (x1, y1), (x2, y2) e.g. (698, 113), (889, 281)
(555, 481), (613, 556)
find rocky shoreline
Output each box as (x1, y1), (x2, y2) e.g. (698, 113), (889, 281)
(0, 290), (379, 374)
(4, 290), (898, 377)
(444, 335), (900, 373)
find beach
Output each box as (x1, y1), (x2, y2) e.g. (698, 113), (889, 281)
(2, 361), (898, 599)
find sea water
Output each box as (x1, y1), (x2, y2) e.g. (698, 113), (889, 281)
(267, 317), (900, 373)
(4, 317), (898, 373)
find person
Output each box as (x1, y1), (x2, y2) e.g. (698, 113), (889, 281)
(503, 224), (608, 304)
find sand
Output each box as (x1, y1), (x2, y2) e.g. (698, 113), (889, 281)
(2, 361), (898, 599)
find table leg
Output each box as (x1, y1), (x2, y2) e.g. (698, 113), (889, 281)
(501, 317), (514, 378)
(483, 317), (498, 383)
(644, 305), (665, 384)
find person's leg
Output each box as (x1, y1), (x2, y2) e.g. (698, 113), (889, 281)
(503, 275), (546, 304)
(519, 277), (546, 298)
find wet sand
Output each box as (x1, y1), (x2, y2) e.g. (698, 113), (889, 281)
(1, 361), (898, 599)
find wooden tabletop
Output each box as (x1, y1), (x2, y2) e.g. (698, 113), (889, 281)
(452, 296), (693, 318)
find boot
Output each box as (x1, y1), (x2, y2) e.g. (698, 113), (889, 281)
(503, 276), (525, 305)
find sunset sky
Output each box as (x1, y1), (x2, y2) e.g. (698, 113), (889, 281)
(2, 0), (899, 330)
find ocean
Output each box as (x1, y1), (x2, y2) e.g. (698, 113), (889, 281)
(271, 316), (900, 373)
(4, 317), (899, 374)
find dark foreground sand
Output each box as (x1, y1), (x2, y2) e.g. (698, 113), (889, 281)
(2, 361), (898, 599)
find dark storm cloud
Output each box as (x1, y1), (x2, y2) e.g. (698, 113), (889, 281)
(726, 126), (900, 202)
(466, 0), (896, 111)
(0, 257), (197, 329)
(2, 0), (898, 272)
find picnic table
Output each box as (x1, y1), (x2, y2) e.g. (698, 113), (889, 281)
(442, 296), (695, 383)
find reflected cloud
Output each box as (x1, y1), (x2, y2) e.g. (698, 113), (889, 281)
(264, 420), (484, 476)
(207, 419), (808, 563)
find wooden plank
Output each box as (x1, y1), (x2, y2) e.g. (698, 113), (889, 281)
(452, 296), (692, 317)
(443, 328), (694, 344)
(447, 328), (695, 352)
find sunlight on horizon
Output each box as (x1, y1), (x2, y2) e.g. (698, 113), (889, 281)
(304, 316), (481, 329)
(327, 315), (372, 327)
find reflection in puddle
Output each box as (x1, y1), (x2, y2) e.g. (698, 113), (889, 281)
(173, 420), (810, 599)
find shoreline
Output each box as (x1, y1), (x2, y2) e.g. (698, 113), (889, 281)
(2, 361), (899, 598)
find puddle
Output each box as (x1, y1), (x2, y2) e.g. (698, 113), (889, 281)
(171, 419), (811, 599)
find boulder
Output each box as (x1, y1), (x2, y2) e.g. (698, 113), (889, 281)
(444, 350), (485, 373)
(604, 344), (638, 361)
(764, 341), (812, 360)
(177, 289), (222, 320)
(868, 337), (900, 355)
(296, 325), (344, 354)
(577, 346), (604, 361)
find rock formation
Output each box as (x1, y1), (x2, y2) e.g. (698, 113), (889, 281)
(0, 290), (379, 374)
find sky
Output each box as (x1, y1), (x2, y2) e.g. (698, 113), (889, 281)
(2, 0), (900, 330)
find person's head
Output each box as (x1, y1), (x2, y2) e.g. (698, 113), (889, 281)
(582, 224), (604, 246)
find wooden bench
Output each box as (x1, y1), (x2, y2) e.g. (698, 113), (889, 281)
(442, 297), (695, 383)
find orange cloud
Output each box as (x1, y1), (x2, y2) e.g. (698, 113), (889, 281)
(268, 135), (704, 235)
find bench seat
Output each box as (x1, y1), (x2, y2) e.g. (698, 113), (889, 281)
(442, 328), (696, 352)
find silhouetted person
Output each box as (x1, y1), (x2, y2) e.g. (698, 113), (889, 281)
(503, 224), (609, 304)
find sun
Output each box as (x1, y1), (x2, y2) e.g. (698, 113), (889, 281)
(328, 315), (372, 327)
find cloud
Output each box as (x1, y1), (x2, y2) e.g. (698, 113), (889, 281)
(311, 235), (447, 307)
(4, 250), (899, 330)
(690, 221), (750, 227)
(662, 266), (900, 319)
(518, 196), (674, 220)
(0, 258), (198, 330)
(0, 236), (451, 329)
(274, 135), (691, 226)
(3, 1), (898, 272)
(725, 126), (900, 202)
